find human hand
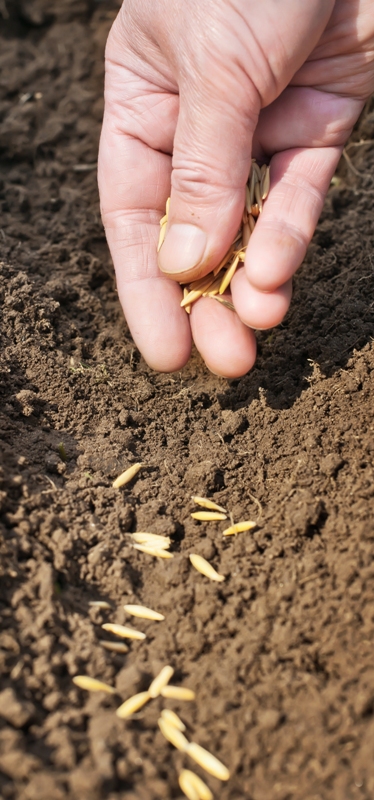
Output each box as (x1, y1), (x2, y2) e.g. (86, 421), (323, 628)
(99, 0), (374, 377)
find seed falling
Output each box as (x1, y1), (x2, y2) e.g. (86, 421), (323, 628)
(88, 601), (112, 609)
(222, 520), (257, 536)
(72, 676), (115, 694)
(190, 511), (227, 522)
(124, 604), (165, 621)
(189, 554), (225, 583)
(191, 496), (227, 514)
(116, 691), (150, 719)
(160, 708), (186, 731)
(158, 717), (190, 752)
(100, 640), (129, 654)
(132, 544), (173, 559)
(128, 533), (171, 549)
(148, 665), (174, 698)
(101, 623), (146, 640)
(179, 770), (213, 800)
(161, 685), (196, 701)
(187, 742), (230, 781)
(112, 463), (142, 489)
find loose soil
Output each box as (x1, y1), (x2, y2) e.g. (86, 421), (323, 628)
(1, 3), (374, 799)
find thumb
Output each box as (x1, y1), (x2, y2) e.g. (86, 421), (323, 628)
(158, 75), (260, 281)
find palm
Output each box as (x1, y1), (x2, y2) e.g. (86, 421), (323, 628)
(99, 0), (374, 377)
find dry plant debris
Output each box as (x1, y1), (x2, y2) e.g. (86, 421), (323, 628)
(179, 769), (213, 800)
(101, 623), (146, 640)
(189, 554), (225, 583)
(158, 160), (269, 309)
(123, 603), (165, 621)
(112, 462), (142, 489)
(72, 676), (116, 694)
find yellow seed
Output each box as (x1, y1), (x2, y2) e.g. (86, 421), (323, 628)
(183, 287), (192, 314)
(219, 255), (239, 295)
(158, 717), (190, 752)
(159, 213), (168, 226)
(88, 601), (112, 609)
(161, 708), (186, 731)
(100, 640), (129, 653)
(179, 773), (199, 800)
(202, 276), (222, 296)
(161, 685), (196, 701)
(189, 554), (224, 583)
(72, 676), (115, 694)
(112, 463), (142, 489)
(222, 520), (257, 536)
(187, 742), (230, 781)
(166, 196), (170, 215)
(251, 160), (262, 182)
(254, 181), (263, 213)
(129, 533), (171, 549)
(124, 604), (165, 621)
(132, 544), (174, 559)
(245, 184), (252, 214)
(116, 691), (150, 718)
(101, 623), (146, 640)
(191, 496), (227, 514)
(242, 221), (250, 247)
(190, 511), (227, 522)
(181, 289), (203, 308)
(157, 222), (167, 253)
(261, 165), (270, 200)
(179, 770), (213, 800)
(148, 665), (174, 698)
(237, 249), (246, 263)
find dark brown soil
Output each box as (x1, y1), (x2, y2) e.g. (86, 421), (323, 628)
(1, 3), (374, 799)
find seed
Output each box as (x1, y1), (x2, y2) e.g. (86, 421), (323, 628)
(190, 512), (227, 522)
(181, 289), (203, 308)
(160, 708), (186, 731)
(191, 496), (227, 514)
(179, 773), (199, 800)
(189, 554), (225, 583)
(250, 203), (259, 218)
(161, 685), (196, 701)
(212, 297), (235, 311)
(261, 165), (270, 200)
(100, 640), (129, 653)
(219, 254), (239, 295)
(184, 287), (191, 314)
(222, 520), (257, 536)
(251, 160), (262, 181)
(202, 276), (222, 296)
(158, 717), (190, 752)
(242, 221), (250, 247)
(128, 533), (171, 549)
(159, 213), (168, 226)
(187, 742), (230, 781)
(179, 770), (213, 800)
(237, 249), (246, 263)
(116, 691), (150, 718)
(88, 601), (112, 609)
(112, 463), (142, 489)
(148, 665), (174, 698)
(157, 222), (167, 252)
(166, 196), (170, 215)
(132, 544), (173, 559)
(124, 604), (165, 621)
(72, 676), (115, 694)
(248, 214), (256, 232)
(245, 184), (252, 214)
(254, 182), (263, 213)
(101, 623), (146, 640)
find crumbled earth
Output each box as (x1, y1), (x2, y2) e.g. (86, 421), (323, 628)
(1, 2), (374, 799)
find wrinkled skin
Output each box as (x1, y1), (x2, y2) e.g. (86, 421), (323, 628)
(99, 0), (374, 377)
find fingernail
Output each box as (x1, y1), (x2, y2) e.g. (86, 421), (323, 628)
(158, 224), (207, 275)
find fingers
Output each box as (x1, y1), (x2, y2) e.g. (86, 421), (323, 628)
(158, 70), (259, 282)
(99, 59), (192, 372)
(189, 297), (257, 378)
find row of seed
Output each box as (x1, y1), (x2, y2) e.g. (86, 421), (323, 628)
(157, 159), (270, 312)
